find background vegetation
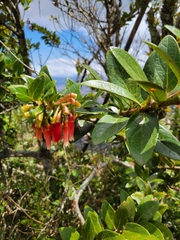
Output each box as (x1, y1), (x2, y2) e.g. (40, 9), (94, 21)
(0, 0), (180, 239)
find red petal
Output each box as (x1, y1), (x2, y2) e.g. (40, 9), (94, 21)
(51, 123), (62, 143)
(63, 120), (69, 147)
(43, 128), (51, 150)
(35, 128), (42, 141)
(68, 114), (74, 141)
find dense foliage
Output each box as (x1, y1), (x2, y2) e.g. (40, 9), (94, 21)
(0, 24), (180, 239)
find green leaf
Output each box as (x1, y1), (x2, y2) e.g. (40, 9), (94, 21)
(92, 115), (128, 145)
(106, 50), (128, 88)
(97, 230), (125, 240)
(136, 176), (152, 195)
(84, 205), (96, 220)
(59, 227), (80, 240)
(144, 35), (180, 92)
(8, 85), (32, 102)
(100, 200), (116, 230)
(74, 121), (94, 141)
(150, 221), (174, 240)
(134, 81), (167, 103)
(65, 78), (82, 101)
(126, 197), (136, 222)
(122, 223), (151, 239)
(39, 65), (53, 80)
(43, 80), (56, 99)
(21, 74), (35, 84)
(82, 211), (103, 240)
(140, 222), (164, 240)
(135, 195), (159, 222)
(144, 37), (180, 88)
(28, 74), (46, 101)
(154, 125), (180, 160)
(126, 113), (159, 166)
(82, 64), (102, 80)
(114, 197), (136, 231)
(165, 25), (180, 38)
(120, 189), (129, 202)
(110, 47), (148, 81)
(81, 80), (141, 106)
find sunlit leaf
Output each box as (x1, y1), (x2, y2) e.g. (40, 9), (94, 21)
(154, 125), (180, 160)
(92, 115), (128, 145)
(28, 74), (46, 101)
(165, 25), (180, 38)
(110, 47), (148, 81)
(97, 230), (125, 240)
(126, 113), (159, 166)
(144, 37), (180, 87)
(82, 64), (102, 80)
(150, 221), (174, 240)
(134, 81), (167, 103)
(140, 222), (164, 240)
(59, 227), (80, 240)
(100, 200), (116, 230)
(135, 195), (159, 222)
(8, 85), (32, 102)
(81, 80), (141, 106)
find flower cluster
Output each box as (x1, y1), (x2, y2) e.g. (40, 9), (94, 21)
(21, 93), (81, 149)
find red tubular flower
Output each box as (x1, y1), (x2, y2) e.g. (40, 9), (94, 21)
(68, 113), (74, 141)
(35, 127), (43, 141)
(32, 124), (42, 141)
(63, 120), (69, 147)
(51, 123), (62, 143)
(43, 126), (51, 150)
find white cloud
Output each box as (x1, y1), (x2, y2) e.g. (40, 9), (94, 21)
(42, 57), (77, 78)
(20, 0), (60, 30)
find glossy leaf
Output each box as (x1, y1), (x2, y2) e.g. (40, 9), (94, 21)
(122, 223), (151, 239)
(136, 176), (152, 195)
(84, 205), (96, 220)
(28, 74), (46, 101)
(135, 195), (159, 222)
(144, 37), (180, 87)
(114, 197), (136, 231)
(134, 81), (167, 103)
(106, 50), (128, 88)
(150, 221), (174, 240)
(43, 80), (56, 99)
(20, 74), (35, 84)
(59, 227), (80, 240)
(100, 200), (116, 230)
(165, 25), (180, 38)
(82, 211), (103, 240)
(81, 80), (141, 106)
(144, 35), (180, 92)
(154, 125), (180, 160)
(140, 222), (164, 240)
(8, 85), (32, 102)
(82, 64), (102, 80)
(74, 121), (94, 141)
(97, 230), (125, 240)
(126, 113), (159, 166)
(39, 65), (53, 81)
(92, 115), (128, 145)
(110, 47), (148, 81)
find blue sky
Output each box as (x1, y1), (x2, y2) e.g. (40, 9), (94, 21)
(21, 0), (150, 89)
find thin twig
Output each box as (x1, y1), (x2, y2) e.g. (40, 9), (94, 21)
(6, 195), (45, 225)
(0, 40), (38, 75)
(73, 161), (108, 225)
